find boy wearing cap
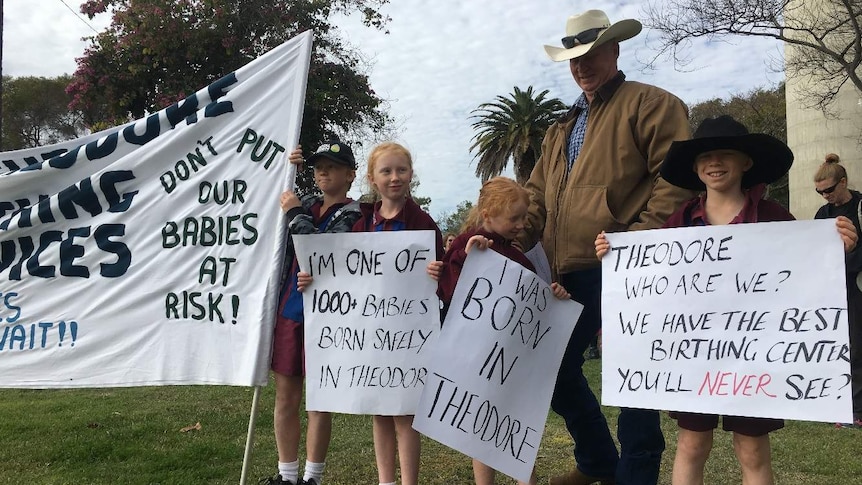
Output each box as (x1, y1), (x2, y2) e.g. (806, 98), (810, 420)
(596, 115), (858, 485)
(263, 137), (362, 485)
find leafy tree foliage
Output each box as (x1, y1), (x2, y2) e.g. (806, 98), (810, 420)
(436, 200), (474, 236)
(469, 86), (567, 185)
(409, 178), (432, 213)
(689, 83), (789, 207)
(643, 0), (862, 112)
(70, 0), (393, 194)
(2, 75), (86, 150)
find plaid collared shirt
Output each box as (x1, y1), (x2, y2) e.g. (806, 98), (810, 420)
(566, 93), (590, 173)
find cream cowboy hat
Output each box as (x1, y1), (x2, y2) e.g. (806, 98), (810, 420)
(544, 10), (642, 62)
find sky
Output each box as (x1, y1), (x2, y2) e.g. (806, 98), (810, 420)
(5, 0), (785, 218)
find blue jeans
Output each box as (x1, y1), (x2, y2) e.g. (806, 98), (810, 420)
(554, 268), (665, 485)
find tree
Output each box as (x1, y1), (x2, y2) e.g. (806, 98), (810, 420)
(689, 83), (789, 207)
(643, 0), (862, 112)
(469, 86), (567, 185)
(2, 75), (86, 150)
(409, 178), (432, 213)
(69, 0), (393, 194)
(436, 200), (474, 235)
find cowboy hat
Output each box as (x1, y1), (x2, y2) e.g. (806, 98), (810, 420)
(660, 115), (793, 191)
(544, 10), (642, 62)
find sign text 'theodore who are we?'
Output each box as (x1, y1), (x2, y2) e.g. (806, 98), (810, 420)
(601, 220), (852, 423)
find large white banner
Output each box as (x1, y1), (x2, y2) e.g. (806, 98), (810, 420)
(413, 249), (581, 483)
(601, 220), (853, 423)
(293, 231), (440, 415)
(0, 31), (313, 388)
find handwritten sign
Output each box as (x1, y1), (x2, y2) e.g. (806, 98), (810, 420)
(293, 231), (440, 415)
(601, 220), (852, 423)
(413, 249), (581, 483)
(0, 32), (312, 388)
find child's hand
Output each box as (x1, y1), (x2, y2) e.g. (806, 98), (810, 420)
(835, 216), (858, 252)
(595, 231), (610, 259)
(550, 282), (570, 300)
(296, 271), (313, 292)
(426, 260), (443, 281)
(280, 191), (301, 213)
(288, 146), (303, 168)
(465, 235), (493, 253)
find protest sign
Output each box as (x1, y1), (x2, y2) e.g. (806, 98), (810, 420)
(1, 124), (131, 175)
(524, 242), (552, 284)
(413, 249), (581, 483)
(293, 231), (440, 415)
(601, 219), (852, 423)
(0, 32), (313, 388)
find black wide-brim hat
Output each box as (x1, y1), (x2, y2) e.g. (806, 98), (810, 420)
(660, 115), (793, 191)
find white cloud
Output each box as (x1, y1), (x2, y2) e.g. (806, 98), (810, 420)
(5, 0), (111, 77)
(335, 1), (784, 217)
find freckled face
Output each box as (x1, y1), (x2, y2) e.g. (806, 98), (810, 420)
(369, 152), (413, 201)
(482, 200), (528, 240)
(694, 149), (752, 193)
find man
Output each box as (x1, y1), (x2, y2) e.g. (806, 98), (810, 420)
(516, 10), (695, 485)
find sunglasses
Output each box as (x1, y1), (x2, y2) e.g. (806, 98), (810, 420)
(816, 180), (842, 195)
(561, 27), (605, 49)
(814, 180), (841, 195)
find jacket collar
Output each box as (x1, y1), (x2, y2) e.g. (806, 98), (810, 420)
(594, 70), (626, 103)
(558, 70), (626, 123)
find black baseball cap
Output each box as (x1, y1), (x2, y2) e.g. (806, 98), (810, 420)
(306, 136), (357, 169)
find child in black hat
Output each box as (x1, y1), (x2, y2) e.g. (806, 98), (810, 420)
(596, 115), (858, 485)
(264, 136), (361, 485)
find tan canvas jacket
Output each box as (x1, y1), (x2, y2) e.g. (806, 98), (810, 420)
(519, 72), (695, 276)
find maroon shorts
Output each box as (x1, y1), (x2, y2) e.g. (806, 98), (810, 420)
(669, 411), (784, 437)
(270, 316), (305, 377)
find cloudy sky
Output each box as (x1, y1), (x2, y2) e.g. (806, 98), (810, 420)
(5, 0), (784, 218)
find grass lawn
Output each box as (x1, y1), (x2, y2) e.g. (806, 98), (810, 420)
(1, 360), (861, 484)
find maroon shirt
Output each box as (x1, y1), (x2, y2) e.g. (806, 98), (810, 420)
(352, 197), (443, 259)
(662, 184), (794, 228)
(663, 183), (792, 430)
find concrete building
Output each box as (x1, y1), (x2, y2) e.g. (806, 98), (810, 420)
(785, 0), (862, 218)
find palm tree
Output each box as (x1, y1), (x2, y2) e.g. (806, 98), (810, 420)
(469, 86), (567, 185)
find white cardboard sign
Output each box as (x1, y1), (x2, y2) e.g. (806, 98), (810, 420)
(413, 249), (581, 483)
(601, 220), (852, 423)
(293, 230), (440, 415)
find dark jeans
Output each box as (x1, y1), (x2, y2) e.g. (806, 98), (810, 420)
(554, 268), (665, 485)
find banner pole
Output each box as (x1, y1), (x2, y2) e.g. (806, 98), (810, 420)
(239, 385), (263, 485)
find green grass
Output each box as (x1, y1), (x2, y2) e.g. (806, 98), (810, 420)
(1, 360), (861, 484)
